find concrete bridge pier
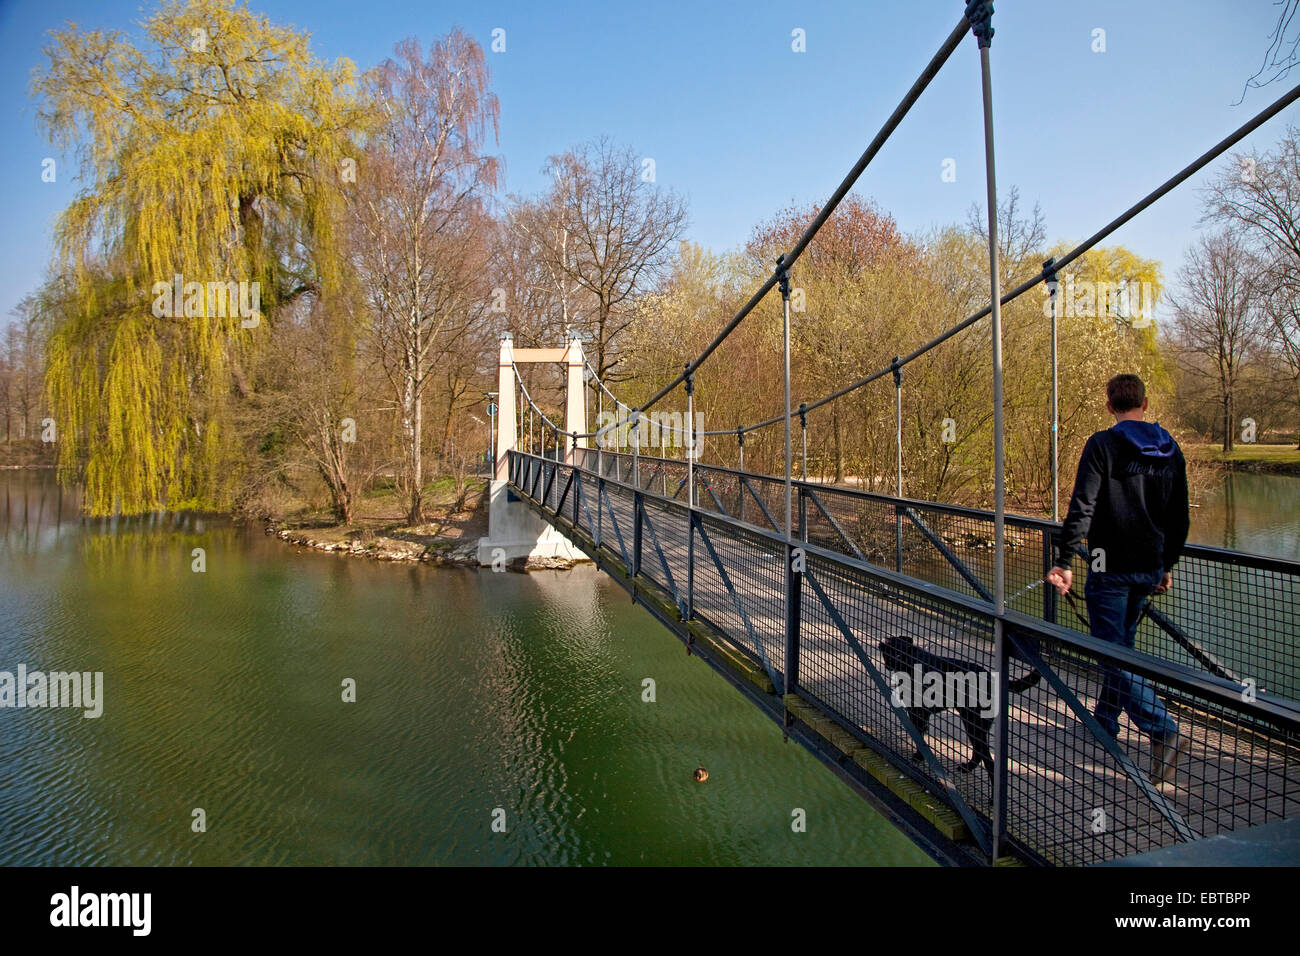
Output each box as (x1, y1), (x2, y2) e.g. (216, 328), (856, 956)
(477, 332), (586, 567)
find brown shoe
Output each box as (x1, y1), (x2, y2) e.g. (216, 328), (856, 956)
(1151, 730), (1190, 788)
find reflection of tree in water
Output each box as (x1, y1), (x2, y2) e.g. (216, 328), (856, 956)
(1190, 472), (1299, 558)
(2, 475), (71, 554)
(1223, 471), (1238, 551)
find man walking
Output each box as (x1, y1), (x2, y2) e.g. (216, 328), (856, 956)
(1046, 374), (1191, 789)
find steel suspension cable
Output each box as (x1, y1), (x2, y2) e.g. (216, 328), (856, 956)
(703, 77), (1300, 438)
(512, 363), (565, 438)
(622, 15), (972, 422)
(584, 360), (699, 442)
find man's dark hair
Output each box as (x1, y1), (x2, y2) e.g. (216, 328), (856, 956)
(1107, 374), (1146, 412)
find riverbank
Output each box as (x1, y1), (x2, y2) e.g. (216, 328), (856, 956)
(0, 438), (55, 469)
(1186, 442), (1300, 475)
(266, 475), (488, 567)
(268, 520), (484, 566)
(264, 476), (584, 570)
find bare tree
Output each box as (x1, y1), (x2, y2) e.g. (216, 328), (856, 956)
(4, 295), (48, 442)
(1236, 0), (1300, 103)
(1258, 270), (1300, 445)
(0, 326), (12, 444)
(269, 298), (374, 524)
(966, 184), (1047, 286)
(1169, 229), (1268, 451)
(349, 31), (500, 524)
(531, 137), (688, 386)
(1204, 129), (1300, 443)
(504, 192), (582, 344)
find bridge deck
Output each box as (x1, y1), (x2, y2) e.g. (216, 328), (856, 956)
(511, 451), (1300, 866)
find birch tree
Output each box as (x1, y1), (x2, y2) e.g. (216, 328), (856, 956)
(349, 31), (499, 524)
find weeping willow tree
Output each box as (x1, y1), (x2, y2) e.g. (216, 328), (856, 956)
(33, 0), (367, 514)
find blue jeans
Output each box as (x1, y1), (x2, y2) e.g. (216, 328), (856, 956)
(1085, 569), (1177, 741)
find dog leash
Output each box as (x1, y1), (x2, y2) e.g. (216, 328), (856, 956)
(1005, 576), (1046, 604)
(1062, 588), (1091, 629)
(1006, 574), (1093, 629)
(1056, 583), (1169, 634)
(1003, 569), (1179, 635)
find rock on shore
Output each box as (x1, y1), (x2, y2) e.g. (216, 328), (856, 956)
(266, 523), (584, 570)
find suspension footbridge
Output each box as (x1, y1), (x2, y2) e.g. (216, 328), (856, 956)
(478, 4), (1300, 867)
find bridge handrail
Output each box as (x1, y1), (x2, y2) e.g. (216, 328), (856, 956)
(517, 449), (1300, 726)
(574, 446), (1300, 704)
(584, 447), (1300, 574)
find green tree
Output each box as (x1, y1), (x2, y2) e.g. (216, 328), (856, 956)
(33, 0), (365, 514)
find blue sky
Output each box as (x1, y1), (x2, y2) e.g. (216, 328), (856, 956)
(1, 0), (1295, 326)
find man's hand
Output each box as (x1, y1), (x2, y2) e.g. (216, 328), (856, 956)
(1152, 572), (1173, 595)
(1046, 566), (1072, 596)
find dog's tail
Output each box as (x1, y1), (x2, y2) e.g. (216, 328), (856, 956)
(1008, 669), (1041, 694)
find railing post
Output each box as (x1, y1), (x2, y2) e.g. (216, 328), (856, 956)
(784, 540), (802, 705)
(777, 256), (794, 542)
(737, 428), (746, 524)
(632, 488), (643, 578)
(632, 409), (641, 490)
(895, 503), (904, 572)
(969, 0), (1008, 863)
(687, 510), (697, 624)
(893, 356), (904, 573)
(1043, 529), (1059, 625)
(798, 402), (808, 480)
(685, 367), (696, 509)
(595, 475), (604, 550)
(1045, 256), (1061, 523)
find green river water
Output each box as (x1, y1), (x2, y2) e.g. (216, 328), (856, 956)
(0, 471), (931, 866)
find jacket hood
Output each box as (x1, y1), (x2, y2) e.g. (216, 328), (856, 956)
(1111, 419), (1176, 458)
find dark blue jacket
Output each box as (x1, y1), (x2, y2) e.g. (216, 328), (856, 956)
(1057, 420), (1190, 573)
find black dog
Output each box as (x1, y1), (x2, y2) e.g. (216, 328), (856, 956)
(879, 633), (1040, 784)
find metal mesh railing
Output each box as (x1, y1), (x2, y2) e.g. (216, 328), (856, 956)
(1000, 618), (1300, 865)
(577, 449), (1299, 705)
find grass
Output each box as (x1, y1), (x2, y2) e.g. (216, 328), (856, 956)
(280, 474), (490, 534)
(1186, 442), (1300, 465)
